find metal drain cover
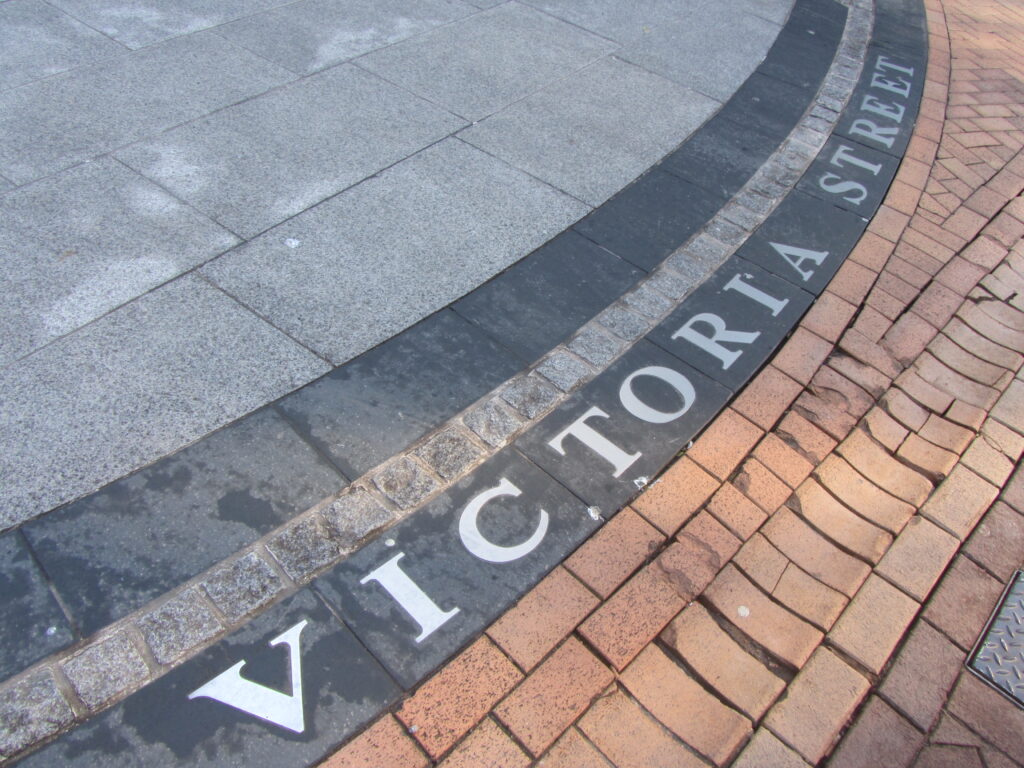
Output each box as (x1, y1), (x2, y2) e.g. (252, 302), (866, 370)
(969, 570), (1024, 708)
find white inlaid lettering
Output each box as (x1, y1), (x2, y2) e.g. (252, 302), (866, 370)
(548, 406), (641, 477)
(830, 143), (884, 175)
(769, 242), (829, 281)
(618, 366), (696, 424)
(860, 94), (906, 123)
(723, 273), (790, 315)
(818, 173), (869, 204)
(360, 553), (459, 643)
(870, 71), (912, 98)
(848, 118), (899, 148)
(672, 312), (760, 370)
(459, 478), (548, 563)
(875, 54), (915, 77)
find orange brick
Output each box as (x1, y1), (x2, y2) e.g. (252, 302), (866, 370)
(915, 352), (1001, 409)
(704, 564), (823, 669)
(926, 557), (1009, 652)
(868, 205), (911, 243)
(577, 564), (685, 671)
(809, 365), (875, 419)
(565, 507), (662, 598)
(962, 235), (1008, 269)
(761, 508), (870, 598)
(578, 690), (705, 768)
(947, 673), (1024, 762)
(836, 428), (933, 506)
(734, 458), (791, 512)
(828, 260), (878, 305)
(663, 604), (785, 720)
(884, 180), (923, 216)
(875, 516), (959, 602)
(839, 329), (902, 378)
(773, 562), (848, 631)
(621, 645), (751, 766)
(789, 478), (892, 563)
(921, 465), (999, 539)
(946, 398), (987, 430)
(706, 483), (767, 540)
(881, 388), (929, 431)
(867, 284), (909, 320)
(535, 728), (610, 768)
(863, 407), (909, 451)
(487, 567), (598, 672)
(397, 637), (522, 759)
(814, 455), (916, 534)
(772, 328), (834, 385)
(494, 637), (612, 757)
(937, 255), (988, 296)
(776, 411), (837, 463)
(929, 333), (1009, 386)
(826, 696), (925, 768)
(753, 433), (814, 488)
(794, 390), (858, 441)
(681, 511), (740, 563)
(852, 305), (892, 343)
(882, 312), (939, 366)
(801, 291), (858, 342)
(895, 369), (955, 413)
(733, 729), (809, 768)
(945, 316), (1024, 370)
(324, 716), (428, 768)
(829, 575), (920, 675)
(918, 412), (974, 453)
(688, 409), (763, 481)
(632, 456), (718, 535)
(910, 282), (963, 328)
(962, 432), (1017, 485)
(439, 719), (530, 768)
(958, 302), (1024, 353)
(829, 354), (892, 401)
(896, 433), (959, 480)
(734, 533), (788, 592)
(764, 648), (870, 764)
(731, 365), (804, 431)
(944, 205), (989, 241)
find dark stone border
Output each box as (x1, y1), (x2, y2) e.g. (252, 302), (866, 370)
(3, 0), (932, 763)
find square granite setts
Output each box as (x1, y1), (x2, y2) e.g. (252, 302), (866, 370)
(24, 408), (346, 635)
(646, 257), (814, 391)
(315, 448), (599, 688)
(516, 340), (730, 513)
(19, 590), (399, 767)
(278, 309), (523, 480)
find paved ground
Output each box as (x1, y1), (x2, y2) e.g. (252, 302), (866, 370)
(0, 0), (789, 529)
(315, 0), (1024, 764)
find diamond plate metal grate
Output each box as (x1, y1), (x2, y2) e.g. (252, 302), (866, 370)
(968, 570), (1024, 708)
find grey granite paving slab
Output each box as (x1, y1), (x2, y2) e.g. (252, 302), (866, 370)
(460, 56), (718, 206)
(0, 0), (124, 91)
(216, 0), (475, 76)
(0, 531), (74, 682)
(278, 310), (521, 480)
(47, 0), (292, 49)
(203, 137), (588, 364)
(0, 275), (328, 531)
(356, 2), (618, 121)
(524, 0), (788, 100)
(118, 64), (464, 239)
(24, 408), (346, 635)
(0, 158), (238, 366)
(0, 31), (294, 184)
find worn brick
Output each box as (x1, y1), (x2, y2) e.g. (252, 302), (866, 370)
(828, 354), (892, 400)
(632, 456), (718, 536)
(964, 501), (1024, 581)
(992, 378), (1024, 434)
(790, 478), (892, 563)
(734, 533), (788, 592)
(921, 465), (999, 539)
(688, 409), (763, 481)
(918, 413), (975, 453)
(681, 511), (740, 563)
(578, 690), (705, 768)
(852, 305), (893, 343)
(535, 728), (612, 768)
(879, 621), (964, 731)
(931, 335), (1011, 389)
(830, 574), (920, 675)
(959, 302), (1024, 352)
(777, 412), (837, 464)
(829, 260), (878, 305)
(876, 516), (960, 602)
(754, 434), (814, 489)
(577, 564), (685, 671)
(827, 696), (925, 768)
(773, 329), (834, 384)
(924, 556), (1006, 651)
(705, 564), (822, 668)
(962, 432), (1016, 484)
(732, 729), (810, 768)
(948, 672), (1024, 762)
(914, 745), (985, 768)
(881, 389), (930, 431)
(733, 458), (791, 513)
(801, 292), (858, 342)
(773, 563), (849, 631)
(621, 645), (751, 766)
(837, 428), (933, 505)
(324, 716), (428, 768)
(863, 407), (909, 452)
(765, 648), (870, 764)
(397, 637), (522, 759)
(706, 483), (767, 540)
(732, 365), (804, 431)
(494, 637), (612, 757)
(946, 398), (987, 430)
(912, 283), (964, 328)
(663, 603), (785, 720)
(794, 390), (858, 440)
(897, 433), (959, 480)
(565, 507), (662, 599)
(810, 365), (876, 419)
(762, 508), (871, 597)
(895, 369), (956, 413)
(883, 313), (940, 366)
(487, 568), (598, 672)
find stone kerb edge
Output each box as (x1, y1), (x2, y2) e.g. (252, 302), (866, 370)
(0, 0), (885, 762)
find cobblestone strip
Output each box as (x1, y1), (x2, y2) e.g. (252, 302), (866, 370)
(0, 4), (877, 761)
(320, 0), (1024, 763)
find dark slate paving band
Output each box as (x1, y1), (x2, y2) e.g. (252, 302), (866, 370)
(5, 0), (849, 672)
(4, 0), (932, 764)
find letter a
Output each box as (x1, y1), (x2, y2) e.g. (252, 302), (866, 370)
(189, 620), (308, 734)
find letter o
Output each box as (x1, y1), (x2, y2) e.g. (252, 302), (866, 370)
(618, 365), (695, 424)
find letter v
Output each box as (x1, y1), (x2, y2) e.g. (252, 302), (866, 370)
(188, 619), (308, 734)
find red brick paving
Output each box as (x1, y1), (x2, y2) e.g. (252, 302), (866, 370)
(321, 0), (1024, 764)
